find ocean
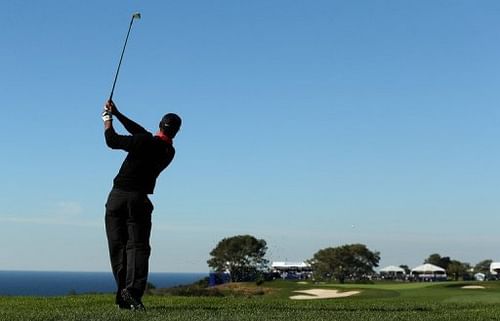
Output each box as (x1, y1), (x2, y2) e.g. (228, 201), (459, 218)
(0, 271), (206, 296)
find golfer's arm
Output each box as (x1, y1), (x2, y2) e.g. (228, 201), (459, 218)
(104, 120), (113, 131)
(114, 111), (148, 135)
(104, 125), (133, 151)
(104, 124), (145, 152)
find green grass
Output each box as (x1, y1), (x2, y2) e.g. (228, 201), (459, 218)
(2, 281), (500, 321)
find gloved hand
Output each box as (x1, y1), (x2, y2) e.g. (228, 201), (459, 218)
(105, 100), (118, 115)
(102, 110), (113, 122)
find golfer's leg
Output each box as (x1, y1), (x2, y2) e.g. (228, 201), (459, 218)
(105, 190), (128, 303)
(125, 195), (153, 298)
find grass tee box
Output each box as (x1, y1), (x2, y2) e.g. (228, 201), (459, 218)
(1, 281), (500, 321)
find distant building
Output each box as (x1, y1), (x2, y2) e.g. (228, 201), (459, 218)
(490, 262), (500, 276)
(271, 261), (312, 280)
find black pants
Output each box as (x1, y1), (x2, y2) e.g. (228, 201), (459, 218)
(105, 188), (153, 302)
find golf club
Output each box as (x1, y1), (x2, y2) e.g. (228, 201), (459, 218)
(109, 12), (141, 101)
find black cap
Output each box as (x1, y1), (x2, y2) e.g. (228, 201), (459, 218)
(159, 113), (182, 138)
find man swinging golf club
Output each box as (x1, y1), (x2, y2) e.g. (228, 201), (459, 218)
(102, 100), (181, 310)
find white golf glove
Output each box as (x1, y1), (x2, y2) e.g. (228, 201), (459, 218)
(102, 110), (113, 122)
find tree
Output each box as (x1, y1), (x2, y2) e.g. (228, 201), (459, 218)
(399, 265), (411, 275)
(207, 235), (268, 282)
(424, 253), (451, 270)
(309, 243), (380, 283)
(474, 259), (493, 274)
(447, 260), (470, 281)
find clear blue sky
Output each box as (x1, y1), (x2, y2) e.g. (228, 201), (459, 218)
(1, 0), (499, 272)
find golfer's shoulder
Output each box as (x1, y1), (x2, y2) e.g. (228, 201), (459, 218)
(160, 139), (175, 154)
(129, 131), (154, 147)
(133, 131), (154, 140)
(157, 139), (175, 158)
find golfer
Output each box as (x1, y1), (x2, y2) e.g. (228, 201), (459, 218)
(102, 100), (181, 310)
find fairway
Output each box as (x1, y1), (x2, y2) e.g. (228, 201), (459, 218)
(2, 281), (500, 321)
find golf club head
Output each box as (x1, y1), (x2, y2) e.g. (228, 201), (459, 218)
(132, 12), (141, 20)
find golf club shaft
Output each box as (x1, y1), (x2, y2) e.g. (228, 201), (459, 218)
(109, 16), (136, 101)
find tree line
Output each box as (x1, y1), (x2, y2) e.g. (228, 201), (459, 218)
(207, 234), (495, 282)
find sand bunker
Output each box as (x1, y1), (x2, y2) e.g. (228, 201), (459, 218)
(461, 285), (485, 289)
(290, 289), (360, 300)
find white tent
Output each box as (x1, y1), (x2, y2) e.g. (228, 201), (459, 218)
(272, 262), (310, 270)
(271, 261), (312, 280)
(411, 263), (447, 280)
(411, 263), (446, 273)
(380, 265), (406, 274)
(474, 273), (486, 281)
